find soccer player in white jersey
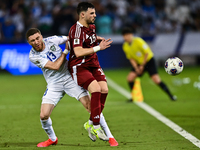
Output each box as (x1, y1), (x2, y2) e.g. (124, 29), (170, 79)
(26, 28), (117, 147)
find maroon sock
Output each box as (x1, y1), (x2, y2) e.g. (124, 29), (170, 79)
(91, 92), (101, 125)
(100, 93), (107, 112)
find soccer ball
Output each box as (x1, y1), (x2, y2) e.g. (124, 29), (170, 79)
(164, 57), (184, 75)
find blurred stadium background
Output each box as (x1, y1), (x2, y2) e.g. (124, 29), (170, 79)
(0, 0), (200, 74)
(0, 0), (200, 149)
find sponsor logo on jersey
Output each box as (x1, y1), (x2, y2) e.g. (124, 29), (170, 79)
(50, 45), (56, 51)
(74, 39), (80, 45)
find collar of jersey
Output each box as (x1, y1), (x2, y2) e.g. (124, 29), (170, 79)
(77, 21), (83, 27)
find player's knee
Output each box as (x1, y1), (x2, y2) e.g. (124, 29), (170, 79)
(40, 112), (50, 120)
(151, 74), (161, 84)
(101, 87), (108, 93)
(127, 75), (135, 82)
(153, 80), (160, 85)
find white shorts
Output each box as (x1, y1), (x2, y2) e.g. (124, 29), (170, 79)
(42, 76), (88, 106)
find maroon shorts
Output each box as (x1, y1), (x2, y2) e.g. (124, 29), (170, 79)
(70, 65), (107, 90)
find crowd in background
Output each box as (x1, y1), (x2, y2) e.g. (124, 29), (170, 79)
(0, 0), (200, 43)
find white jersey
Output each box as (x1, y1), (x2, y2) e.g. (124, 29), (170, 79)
(29, 35), (70, 85)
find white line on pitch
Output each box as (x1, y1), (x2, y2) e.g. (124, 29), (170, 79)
(106, 76), (200, 148)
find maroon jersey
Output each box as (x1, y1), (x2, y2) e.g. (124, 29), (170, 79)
(68, 21), (100, 68)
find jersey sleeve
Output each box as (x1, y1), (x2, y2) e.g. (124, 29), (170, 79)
(44, 35), (68, 45)
(29, 51), (48, 68)
(122, 43), (131, 59)
(70, 26), (83, 48)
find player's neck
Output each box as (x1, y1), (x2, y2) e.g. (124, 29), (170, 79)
(79, 20), (89, 28)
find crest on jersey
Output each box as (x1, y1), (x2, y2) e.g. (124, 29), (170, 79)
(136, 52), (142, 57)
(74, 39), (80, 45)
(50, 45), (56, 51)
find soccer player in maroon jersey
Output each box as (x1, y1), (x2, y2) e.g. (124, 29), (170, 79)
(68, 2), (118, 146)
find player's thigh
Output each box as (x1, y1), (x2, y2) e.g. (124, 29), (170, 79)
(42, 87), (65, 106)
(92, 67), (108, 93)
(98, 81), (108, 93)
(64, 77), (89, 100)
(92, 67), (107, 83)
(145, 58), (158, 77)
(71, 66), (96, 90)
(40, 103), (55, 120)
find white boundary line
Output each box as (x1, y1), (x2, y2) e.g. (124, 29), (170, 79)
(107, 76), (200, 148)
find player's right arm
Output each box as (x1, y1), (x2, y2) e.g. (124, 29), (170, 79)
(74, 39), (113, 57)
(30, 53), (67, 71)
(44, 43), (69, 70)
(29, 43), (69, 71)
(44, 53), (66, 70)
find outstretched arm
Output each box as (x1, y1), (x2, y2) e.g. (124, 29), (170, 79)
(74, 38), (113, 57)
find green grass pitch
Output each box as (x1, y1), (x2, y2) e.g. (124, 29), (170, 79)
(0, 66), (199, 150)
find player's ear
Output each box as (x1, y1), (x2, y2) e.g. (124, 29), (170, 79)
(80, 11), (85, 18)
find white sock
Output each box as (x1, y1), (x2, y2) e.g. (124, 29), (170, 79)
(89, 120), (93, 125)
(100, 113), (113, 138)
(93, 124), (100, 129)
(40, 117), (57, 141)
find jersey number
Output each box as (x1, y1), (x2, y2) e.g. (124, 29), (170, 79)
(47, 52), (56, 61)
(89, 34), (96, 44)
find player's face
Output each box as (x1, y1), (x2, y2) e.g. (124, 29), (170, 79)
(85, 8), (96, 24)
(123, 33), (133, 44)
(28, 33), (44, 52)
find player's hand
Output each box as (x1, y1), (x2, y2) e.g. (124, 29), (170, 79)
(99, 38), (113, 50)
(135, 65), (144, 75)
(135, 68), (141, 75)
(139, 65), (144, 72)
(97, 36), (105, 42)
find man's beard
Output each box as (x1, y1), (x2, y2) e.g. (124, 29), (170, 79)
(34, 41), (44, 52)
(87, 19), (95, 25)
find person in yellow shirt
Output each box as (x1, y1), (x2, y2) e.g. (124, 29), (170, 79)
(122, 27), (176, 101)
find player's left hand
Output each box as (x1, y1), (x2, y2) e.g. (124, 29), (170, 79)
(99, 38), (113, 50)
(97, 36), (105, 42)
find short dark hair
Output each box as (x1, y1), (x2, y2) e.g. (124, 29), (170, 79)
(77, 2), (94, 15)
(121, 27), (133, 35)
(26, 28), (41, 41)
